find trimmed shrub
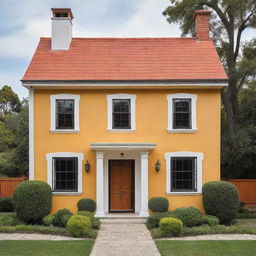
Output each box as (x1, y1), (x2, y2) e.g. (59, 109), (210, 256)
(148, 197), (169, 213)
(171, 207), (202, 227)
(53, 208), (73, 227)
(43, 214), (55, 226)
(0, 215), (14, 226)
(202, 181), (240, 224)
(13, 181), (52, 224)
(0, 197), (14, 212)
(146, 212), (173, 230)
(159, 217), (183, 236)
(202, 215), (220, 226)
(67, 215), (92, 237)
(77, 198), (96, 212)
(78, 211), (94, 221)
(78, 211), (100, 230)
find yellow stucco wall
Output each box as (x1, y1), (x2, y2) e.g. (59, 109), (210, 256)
(33, 88), (221, 213)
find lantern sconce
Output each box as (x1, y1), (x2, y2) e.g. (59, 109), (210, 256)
(155, 159), (161, 172)
(85, 160), (91, 173)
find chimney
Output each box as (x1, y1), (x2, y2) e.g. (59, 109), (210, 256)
(194, 10), (211, 41)
(51, 8), (73, 50)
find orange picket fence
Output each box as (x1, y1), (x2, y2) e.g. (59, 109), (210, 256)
(227, 179), (256, 206)
(0, 177), (28, 197)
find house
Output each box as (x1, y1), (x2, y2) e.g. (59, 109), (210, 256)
(22, 8), (227, 217)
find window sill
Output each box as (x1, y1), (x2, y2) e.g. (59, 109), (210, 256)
(50, 129), (80, 134)
(166, 192), (201, 196)
(53, 192), (82, 196)
(107, 129), (136, 133)
(167, 128), (197, 134)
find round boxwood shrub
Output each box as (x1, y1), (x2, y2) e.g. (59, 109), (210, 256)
(171, 207), (202, 227)
(202, 215), (220, 226)
(146, 212), (173, 230)
(0, 215), (14, 226)
(67, 215), (92, 237)
(13, 180), (52, 224)
(43, 214), (55, 226)
(78, 211), (100, 230)
(159, 217), (183, 236)
(0, 197), (14, 212)
(53, 208), (73, 227)
(77, 198), (96, 212)
(148, 197), (169, 213)
(202, 181), (239, 224)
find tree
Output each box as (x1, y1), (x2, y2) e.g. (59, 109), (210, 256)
(0, 85), (21, 119)
(163, 0), (256, 134)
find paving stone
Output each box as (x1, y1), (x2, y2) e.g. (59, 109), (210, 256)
(90, 223), (161, 256)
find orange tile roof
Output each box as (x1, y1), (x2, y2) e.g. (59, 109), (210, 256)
(22, 37), (227, 82)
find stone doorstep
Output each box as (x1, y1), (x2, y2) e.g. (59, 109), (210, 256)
(100, 218), (146, 224)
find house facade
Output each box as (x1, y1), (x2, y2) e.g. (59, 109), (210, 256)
(22, 8), (228, 217)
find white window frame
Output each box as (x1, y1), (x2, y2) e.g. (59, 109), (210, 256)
(50, 94), (80, 133)
(165, 151), (204, 195)
(167, 93), (197, 133)
(46, 152), (84, 195)
(106, 94), (136, 132)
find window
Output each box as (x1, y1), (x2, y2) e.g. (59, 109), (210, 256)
(165, 152), (203, 194)
(112, 99), (131, 129)
(50, 94), (80, 133)
(53, 157), (78, 192)
(56, 99), (74, 129)
(107, 94), (136, 131)
(167, 94), (197, 133)
(46, 152), (84, 194)
(173, 99), (191, 129)
(171, 157), (196, 192)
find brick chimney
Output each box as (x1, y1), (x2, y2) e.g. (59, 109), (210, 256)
(194, 10), (211, 41)
(51, 8), (73, 50)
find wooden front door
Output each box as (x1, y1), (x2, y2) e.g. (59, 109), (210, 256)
(109, 160), (134, 212)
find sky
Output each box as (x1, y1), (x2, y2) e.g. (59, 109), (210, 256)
(0, 0), (255, 99)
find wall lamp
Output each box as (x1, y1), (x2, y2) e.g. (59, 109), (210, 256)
(155, 159), (161, 172)
(85, 160), (91, 173)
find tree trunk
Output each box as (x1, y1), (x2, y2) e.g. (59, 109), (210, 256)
(221, 80), (239, 135)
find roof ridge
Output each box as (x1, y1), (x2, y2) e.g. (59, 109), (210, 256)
(40, 37), (200, 40)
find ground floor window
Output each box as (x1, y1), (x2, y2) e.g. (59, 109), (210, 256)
(165, 152), (203, 194)
(46, 152), (84, 194)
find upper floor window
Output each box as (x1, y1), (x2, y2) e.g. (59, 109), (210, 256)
(167, 94), (197, 133)
(46, 152), (84, 195)
(165, 151), (204, 194)
(107, 94), (136, 132)
(50, 94), (80, 133)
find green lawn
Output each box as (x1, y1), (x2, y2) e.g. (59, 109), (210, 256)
(156, 240), (256, 256)
(0, 240), (94, 256)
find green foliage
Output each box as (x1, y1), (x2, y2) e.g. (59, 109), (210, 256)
(77, 211), (100, 230)
(13, 180), (52, 224)
(237, 212), (256, 219)
(43, 214), (55, 226)
(0, 215), (14, 226)
(67, 215), (92, 237)
(148, 197), (169, 213)
(53, 208), (73, 228)
(202, 181), (239, 224)
(202, 215), (220, 226)
(77, 198), (96, 212)
(146, 212), (173, 230)
(0, 197), (13, 212)
(171, 207), (202, 227)
(159, 217), (183, 236)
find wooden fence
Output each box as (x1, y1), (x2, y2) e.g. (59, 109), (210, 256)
(0, 177), (28, 197)
(228, 179), (256, 206)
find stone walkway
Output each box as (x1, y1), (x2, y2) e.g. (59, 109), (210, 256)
(90, 223), (161, 256)
(0, 233), (84, 240)
(158, 234), (256, 240)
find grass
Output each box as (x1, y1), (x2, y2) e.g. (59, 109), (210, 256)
(0, 240), (94, 256)
(156, 240), (256, 256)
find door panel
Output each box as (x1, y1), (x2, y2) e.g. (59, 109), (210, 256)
(109, 160), (134, 212)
